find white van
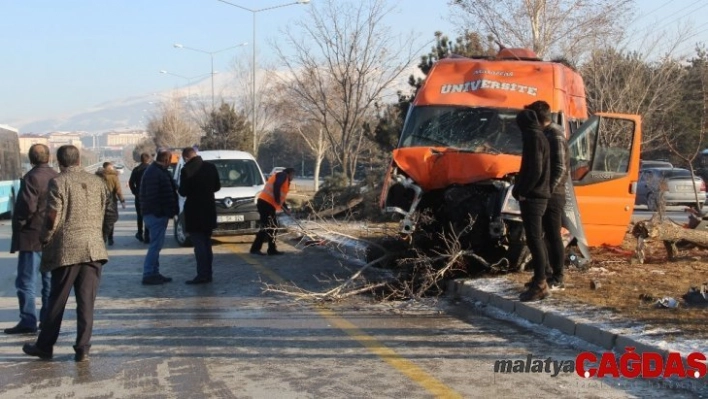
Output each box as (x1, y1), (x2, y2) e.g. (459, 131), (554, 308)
(172, 150), (266, 246)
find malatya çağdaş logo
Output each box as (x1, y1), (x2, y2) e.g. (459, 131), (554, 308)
(494, 348), (707, 379)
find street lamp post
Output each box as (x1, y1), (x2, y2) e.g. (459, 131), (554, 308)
(173, 42), (248, 109)
(216, 0), (310, 154)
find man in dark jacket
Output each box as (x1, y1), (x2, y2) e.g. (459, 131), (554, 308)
(139, 149), (179, 285)
(525, 101), (570, 290)
(129, 153), (151, 243)
(178, 147), (221, 284)
(6, 144), (58, 334)
(22, 145), (117, 362)
(512, 109), (551, 302)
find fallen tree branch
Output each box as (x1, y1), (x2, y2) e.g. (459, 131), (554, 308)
(632, 215), (708, 261)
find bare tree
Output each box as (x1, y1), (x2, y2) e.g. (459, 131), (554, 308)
(663, 49), (708, 211)
(274, 0), (418, 184)
(268, 71), (331, 191)
(146, 93), (202, 148)
(296, 126), (328, 192)
(450, 0), (633, 61)
(581, 28), (694, 152)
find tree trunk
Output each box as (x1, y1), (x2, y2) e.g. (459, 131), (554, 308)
(632, 216), (708, 261)
(314, 156), (322, 192)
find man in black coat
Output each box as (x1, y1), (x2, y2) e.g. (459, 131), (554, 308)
(525, 101), (570, 290)
(512, 109), (551, 302)
(178, 147), (221, 284)
(6, 144), (58, 334)
(129, 153), (151, 243)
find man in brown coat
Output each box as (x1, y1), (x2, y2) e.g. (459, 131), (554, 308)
(5, 144), (58, 334)
(96, 161), (125, 245)
(22, 145), (117, 362)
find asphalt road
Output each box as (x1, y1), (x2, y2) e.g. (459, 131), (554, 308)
(0, 173), (701, 398)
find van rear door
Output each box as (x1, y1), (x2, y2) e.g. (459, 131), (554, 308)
(568, 113), (642, 246)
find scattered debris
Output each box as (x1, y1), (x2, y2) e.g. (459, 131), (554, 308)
(682, 283), (708, 307)
(656, 297), (679, 309)
(639, 293), (655, 303)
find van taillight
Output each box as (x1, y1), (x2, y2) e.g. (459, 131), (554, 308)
(701, 180), (706, 192)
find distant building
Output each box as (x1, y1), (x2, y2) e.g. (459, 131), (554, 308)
(80, 134), (107, 149)
(106, 130), (148, 146)
(18, 134), (49, 156)
(46, 132), (83, 150)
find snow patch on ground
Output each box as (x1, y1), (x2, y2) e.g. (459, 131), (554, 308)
(461, 277), (708, 356)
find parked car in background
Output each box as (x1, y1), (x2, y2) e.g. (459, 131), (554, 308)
(635, 167), (706, 210)
(640, 159), (673, 170)
(172, 150), (266, 246)
(114, 164), (125, 174)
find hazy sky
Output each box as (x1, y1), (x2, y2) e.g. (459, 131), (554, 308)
(1, 0), (707, 126)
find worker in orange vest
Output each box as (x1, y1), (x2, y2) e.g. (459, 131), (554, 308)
(250, 167), (296, 256)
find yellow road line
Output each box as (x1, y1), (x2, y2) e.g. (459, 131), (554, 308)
(226, 244), (463, 399)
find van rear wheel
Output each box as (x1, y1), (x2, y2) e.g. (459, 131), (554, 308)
(174, 213), (193, 247)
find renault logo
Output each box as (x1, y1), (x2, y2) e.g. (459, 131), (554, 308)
(223, 197), (233, 208)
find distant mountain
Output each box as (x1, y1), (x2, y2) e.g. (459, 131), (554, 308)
(10, 65), (420, 134)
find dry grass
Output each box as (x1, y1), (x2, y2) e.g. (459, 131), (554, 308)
(504, 232), (708, 340)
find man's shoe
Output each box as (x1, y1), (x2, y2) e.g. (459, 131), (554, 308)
(548, 279), (565, 291)
(519, 280), (550, 302)
(135, 232), (143, 242)
(158, 274), (172, 283)
(250, 249), (266, 256)
(4, 325), (37, 335)
(267, 249), (285, 256)
(524, 277), (563, 290)
(185, 276), (212, 285)
(141, 275), (164, 285)
(22, 343), (52, 360)
(74, 350), (89, 362)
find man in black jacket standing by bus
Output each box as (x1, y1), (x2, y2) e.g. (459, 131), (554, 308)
(129, 153), (151, 243)
(525, 100), (570, 291)
(512, 109), (551, 302)
(178, 147), (220, 284)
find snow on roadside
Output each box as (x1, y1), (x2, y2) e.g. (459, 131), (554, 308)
(460, 277), (708, 357)
(280, 217), (707, 358)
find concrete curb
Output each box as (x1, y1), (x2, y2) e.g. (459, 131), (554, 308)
(447, 278), (669, 355)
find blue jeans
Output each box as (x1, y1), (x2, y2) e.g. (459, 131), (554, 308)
(15, 251), (51, 327)
(190, 231), (213, 279)
(142, 214), (169, 278)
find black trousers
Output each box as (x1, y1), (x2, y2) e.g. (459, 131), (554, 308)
(135, 198), (143, 233)
(190, 231), (213, 278)
(36, 262), (102, 354)
(135, 198), (148, 238)
(543, 194), (566, 281)
(250, 199), (278, 252)
(520, 198), (549, 283)
(105, 200), (118, 241)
